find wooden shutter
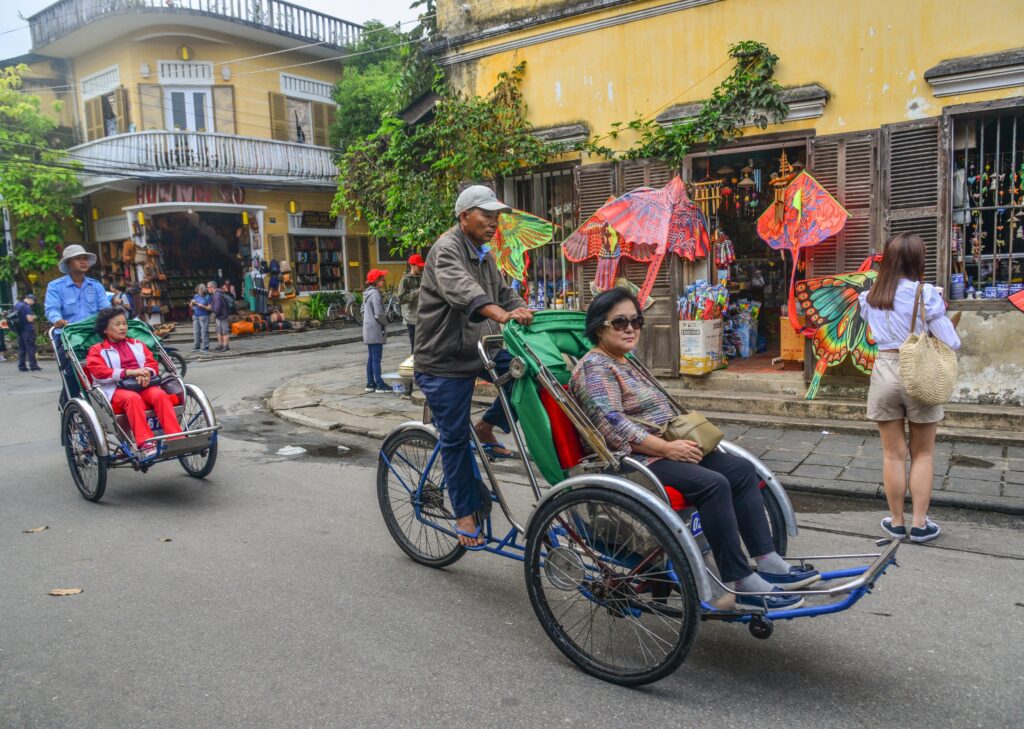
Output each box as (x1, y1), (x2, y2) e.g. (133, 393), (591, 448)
(623, 257), (681, 377)
(808, 131), (879, 276)
(269, 92), (289, 141)
(311, 101), (336, 147)
(620, 158), (676, 191)
(268, 234), (287, 262)
(113, 87), (128, 134)
(212, 85), (235, 135)
(882, 118), (946, 284)
(137, 84), (164, 130)
(575, 162), (617, 224)
(84, 96), (103, 141)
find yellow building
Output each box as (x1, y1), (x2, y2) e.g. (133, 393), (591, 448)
(8, 0), (406, 322)
(431, 0), (1024, 403)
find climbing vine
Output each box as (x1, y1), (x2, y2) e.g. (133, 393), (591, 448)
(579, 41), (789, 166)
(334, 62), (551, 254)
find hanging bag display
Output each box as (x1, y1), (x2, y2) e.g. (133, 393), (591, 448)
(899, 283), (958, 406)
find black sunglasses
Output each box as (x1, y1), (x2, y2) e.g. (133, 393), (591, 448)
(604, 315), (644, 332)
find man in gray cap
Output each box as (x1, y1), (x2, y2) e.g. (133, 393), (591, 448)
(45, 244), (112, 395)
(414, 185), (534, 549)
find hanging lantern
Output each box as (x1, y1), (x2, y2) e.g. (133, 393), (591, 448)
(241, 211), (250, 225)
(136, 211), (145, 225)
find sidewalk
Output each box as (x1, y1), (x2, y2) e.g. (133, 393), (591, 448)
(268, 344), (1024, 515)
(176, 323), (406, 362)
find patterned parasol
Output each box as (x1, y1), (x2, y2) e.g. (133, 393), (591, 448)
(757, 170), (849, 331)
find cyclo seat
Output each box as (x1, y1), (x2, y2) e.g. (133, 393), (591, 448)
(504, 311), (692, 511)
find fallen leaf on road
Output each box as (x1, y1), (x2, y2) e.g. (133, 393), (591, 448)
(23, 526), (49, 533)
(48, 588), (83, 597)
(158, 537), (172, 542)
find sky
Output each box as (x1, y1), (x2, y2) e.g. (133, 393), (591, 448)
(1, 0), (421, 59)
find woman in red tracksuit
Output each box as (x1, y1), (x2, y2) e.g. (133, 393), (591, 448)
(85, 307), (182, 454)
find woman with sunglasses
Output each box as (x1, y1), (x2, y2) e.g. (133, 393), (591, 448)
(570, 288), (819, 609)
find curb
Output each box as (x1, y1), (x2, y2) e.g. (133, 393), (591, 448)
(185, 326), (405, 362)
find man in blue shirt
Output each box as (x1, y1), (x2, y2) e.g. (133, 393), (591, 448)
(45, 244), (112, 398)
(45, 244), (111, 327)
(14, 292), (41, 372)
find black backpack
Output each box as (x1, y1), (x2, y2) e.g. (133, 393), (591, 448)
(4, 309), (22, 333)
(220, 290), (237, 315)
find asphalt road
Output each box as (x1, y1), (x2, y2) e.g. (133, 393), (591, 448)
(2, 344), (1022, 729)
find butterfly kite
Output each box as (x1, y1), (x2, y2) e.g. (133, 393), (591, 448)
(757, 171), (849, 332)
(491, 209), (557, 286)
(794, 255), (880, 399)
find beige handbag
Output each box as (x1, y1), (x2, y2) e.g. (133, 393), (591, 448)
(899, 283), (958, 406)
(629, 360), (723, 456)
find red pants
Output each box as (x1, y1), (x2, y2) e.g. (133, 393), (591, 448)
(111, 387), (182, 447)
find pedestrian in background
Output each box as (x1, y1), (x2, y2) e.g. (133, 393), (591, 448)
(0, 316), (8, 361)
(190, 283), (212, 352)
(14, 292), (41, 372)
(858, 233), (961, 544)
(399, 253), (425, 351)
(210, 281), (232, 352)
(363, 269), (390, 393)
(110, 281), (132, 315)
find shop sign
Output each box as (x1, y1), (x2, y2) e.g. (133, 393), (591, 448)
(300, 211), (337, 229)
(136, 183), (246, 206)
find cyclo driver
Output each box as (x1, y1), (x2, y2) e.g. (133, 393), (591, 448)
(414, 186), (534, 549)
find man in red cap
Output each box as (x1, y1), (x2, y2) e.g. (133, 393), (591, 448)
(363, 269), (390, 393)
(398, 253), (425, 351)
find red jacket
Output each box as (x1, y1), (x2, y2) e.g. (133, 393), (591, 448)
(85, 338), (158, 401)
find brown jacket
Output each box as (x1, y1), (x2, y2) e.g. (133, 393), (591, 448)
(414, 225), (526, 378)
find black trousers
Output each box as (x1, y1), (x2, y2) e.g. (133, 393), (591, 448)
(647, 451), (775, 583)
(406, 324), (415, 352)
(53, 336), (81, 399)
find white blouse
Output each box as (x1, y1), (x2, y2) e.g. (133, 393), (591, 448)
(858, 279), (961, 351)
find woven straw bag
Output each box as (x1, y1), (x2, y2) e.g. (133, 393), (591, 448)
(899, 284), (957, 406)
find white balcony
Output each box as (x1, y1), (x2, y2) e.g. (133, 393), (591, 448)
(29, 0), (362, 56)
(65, 131), (338, 191)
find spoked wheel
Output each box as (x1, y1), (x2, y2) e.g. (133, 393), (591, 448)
(167, 349), (187, 378)
(761, 485), (788, 556)
(349, 303), (363, 326)
(377, 429), (466, 568)
(178, 387), (217, 478)
(524, 487), (700, 686)
(62, 401), (108, 502)
(326, 305), (347, 330)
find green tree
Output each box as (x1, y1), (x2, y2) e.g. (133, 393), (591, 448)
(0, 65), (82, 288)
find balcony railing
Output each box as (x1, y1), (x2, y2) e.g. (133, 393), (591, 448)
(30, 0), (362, 50)
(66, 131), (338, 186)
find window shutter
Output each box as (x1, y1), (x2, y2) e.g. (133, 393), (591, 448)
(137, 84), (163, 130)
(311, 101), (335, 147)
(84, 97), (103, 141)
(808, 131), (880, 276)
(620, 158), (676, 191)
(113, 87), (128, 134)
(268, 234), (287, 263)
(882, 118), (945, 284)
(212, 86), (235, 135)
(574, 162), (617, 224)
(269, 92), (289, 141)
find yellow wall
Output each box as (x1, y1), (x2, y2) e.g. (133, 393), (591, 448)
(441, 0), (1024, 151)
(71, 25), (342, 141)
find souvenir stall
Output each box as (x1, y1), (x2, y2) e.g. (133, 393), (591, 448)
(688, 147), (808, 361)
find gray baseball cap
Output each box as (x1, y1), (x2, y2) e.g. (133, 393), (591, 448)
(455, 185), (511, 217)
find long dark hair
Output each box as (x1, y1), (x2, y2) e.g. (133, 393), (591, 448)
(866, 233), (926, 310)
(585, 288), (641, 344)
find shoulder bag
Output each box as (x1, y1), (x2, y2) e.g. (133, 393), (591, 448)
(898, 283), (958, 406)
(628, 358), (723, 456)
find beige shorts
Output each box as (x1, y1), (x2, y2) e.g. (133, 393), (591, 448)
(215, 318), (231, 336)
(867, 352), (944, 423)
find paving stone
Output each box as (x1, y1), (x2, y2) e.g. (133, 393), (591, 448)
(761, 460), (800, 475)
(952, 442), (1006, 459)
(1004, 470), (1024, 485)
(1006, 458), (1024, 472)
(740, 427), (784, 442)
(813, 441), (862, 456)
(947, 465), (1003, 483)
(944, 478), (1003, 497)
(933, 475), (948, 491)
(719, 425), (748, 439)
(822, 434), (866, 446)
(792, 464), (842, 480)
(847, 456), (884, 470)
(804, 452), (852, 467)
(838, 468), (883, 483)
(1003, 482), (1024, 499)
(1006, 446), (1024, 459)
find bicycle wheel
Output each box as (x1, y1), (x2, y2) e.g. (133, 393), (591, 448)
(349, 303), (363, 326)
(524, 487), (700, 685)
(326, 304), (346, 330)
(377, 428), (465, 568)
(167, 349), (187, 378)
(63, 401), (108, 502)
(178, 387), (217, 478)
(761, 485), (788, 556)
(386, 304), (397, 323)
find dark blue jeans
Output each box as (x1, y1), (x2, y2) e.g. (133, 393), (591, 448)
(366, 343), (387, 389)
(415, 350), (514, 519)
(18, 327), (38, 369)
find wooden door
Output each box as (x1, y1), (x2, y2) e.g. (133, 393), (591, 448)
(347, 235), (370, 288)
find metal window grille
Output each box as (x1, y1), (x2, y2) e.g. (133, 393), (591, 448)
(951, 109), (1024, 292)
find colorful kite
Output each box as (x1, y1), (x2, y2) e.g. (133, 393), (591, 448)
(794, 255), (879, 399)
(491, 209), (557, 284)
(757, 171), (849, 331)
